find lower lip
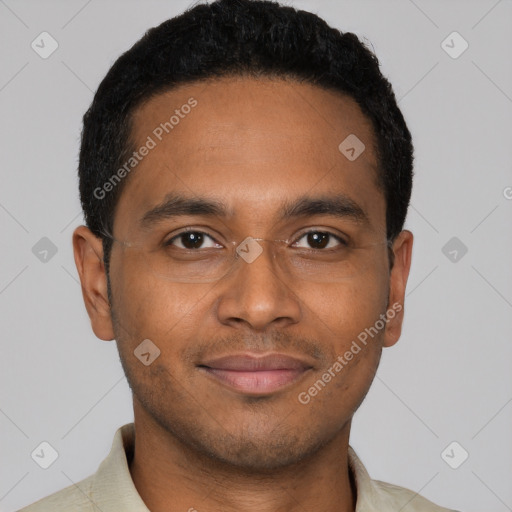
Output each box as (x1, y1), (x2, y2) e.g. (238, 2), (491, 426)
(201, 368), (309, 395)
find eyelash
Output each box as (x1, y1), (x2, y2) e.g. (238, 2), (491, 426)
(163, 229), (349, 250)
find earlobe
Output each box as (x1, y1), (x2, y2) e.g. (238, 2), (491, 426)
(383, 229), (413, 348)
(72, 225), (115, 341)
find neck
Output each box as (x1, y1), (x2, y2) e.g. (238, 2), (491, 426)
(129, 403), (357, 512)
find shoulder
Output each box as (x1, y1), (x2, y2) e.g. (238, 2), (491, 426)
(17, 474), (96, 512)
(348, 446), (459, 511)
(371, 479), (459, 512)
(17, 423), (143, 512)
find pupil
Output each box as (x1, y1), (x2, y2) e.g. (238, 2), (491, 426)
(182, 232), (203, 249)
(308, 232), (329, 249)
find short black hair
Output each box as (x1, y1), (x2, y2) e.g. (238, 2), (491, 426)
(78, 0), (413, 279)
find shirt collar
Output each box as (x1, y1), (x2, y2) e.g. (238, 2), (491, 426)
(92, 423), (150, 511)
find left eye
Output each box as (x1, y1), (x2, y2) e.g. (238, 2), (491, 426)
(293, 231), (347, 250)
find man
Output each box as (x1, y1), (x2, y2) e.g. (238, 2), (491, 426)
(19, 0), (458, 510)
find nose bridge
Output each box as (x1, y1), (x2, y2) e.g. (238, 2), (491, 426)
(232, 237), (282, 285)
(235, 237), (276, 265)
(216, 237), (301, 330)
(233, 237), (296, 284)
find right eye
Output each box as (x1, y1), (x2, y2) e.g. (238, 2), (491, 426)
(164, 231), (221, 250)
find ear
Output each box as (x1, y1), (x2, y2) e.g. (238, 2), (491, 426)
(383, 229), (413, 348)
(72, 225), (115, 341)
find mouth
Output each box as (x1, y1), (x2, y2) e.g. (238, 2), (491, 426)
(197, 353), (313, 395)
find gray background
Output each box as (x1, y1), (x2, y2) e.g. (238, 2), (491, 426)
(1, 0), (511, 511)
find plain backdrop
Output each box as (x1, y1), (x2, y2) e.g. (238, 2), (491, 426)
(1, 1), (511, 511)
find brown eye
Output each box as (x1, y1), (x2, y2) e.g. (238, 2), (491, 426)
(307, 232), (329, 249)
(166, 231), (220, 250)
(294, 231), (347, 250)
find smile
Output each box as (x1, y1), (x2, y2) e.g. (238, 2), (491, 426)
(198, 353), (313, 395)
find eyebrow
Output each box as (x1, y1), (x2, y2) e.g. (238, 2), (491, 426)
(279, 195), (369, 225)
(140, 194), (228, 229)
(139, 192), (370, 229)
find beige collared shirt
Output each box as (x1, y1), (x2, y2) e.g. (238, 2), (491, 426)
(19, 423), (457, 512)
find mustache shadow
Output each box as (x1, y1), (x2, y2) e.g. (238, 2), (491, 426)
(182, 330), (327, 365)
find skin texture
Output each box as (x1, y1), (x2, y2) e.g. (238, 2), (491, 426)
(73, 76), (413, 512)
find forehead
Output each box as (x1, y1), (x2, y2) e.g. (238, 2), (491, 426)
(114, 76), (385, 236)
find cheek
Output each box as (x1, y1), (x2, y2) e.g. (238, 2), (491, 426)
(294, 263), (388, 384)
(293, 276), (387, 427)
(109, 255), (211, 347)
(298, 268), (389, 347)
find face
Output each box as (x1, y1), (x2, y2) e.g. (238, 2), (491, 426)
(74, 76), (412, 471)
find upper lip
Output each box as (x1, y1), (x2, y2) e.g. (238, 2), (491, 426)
(199, 353), (313, 371)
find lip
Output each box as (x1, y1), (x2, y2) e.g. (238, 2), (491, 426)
(198, 353), (313, 395)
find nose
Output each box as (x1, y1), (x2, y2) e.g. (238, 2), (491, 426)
(215, 239), (302, 331)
